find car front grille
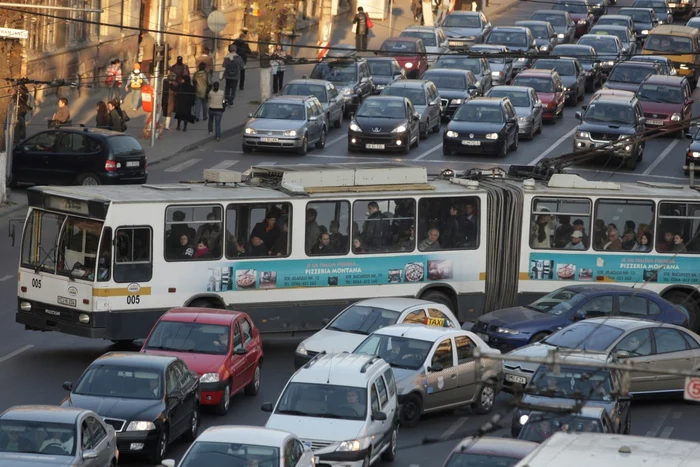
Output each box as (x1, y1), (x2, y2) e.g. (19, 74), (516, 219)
(441, 98), (449, 108)
(103, 418), (126, 432)
(473, 321), (488, 332)
(590, 132), (621, 141)
(503, 364), (536, 374)
(304, 440), (334, 451)
(644, 113), (668, 119)
(255, 130), (288, 136)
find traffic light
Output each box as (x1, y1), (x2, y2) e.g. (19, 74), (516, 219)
(153, 44), (168, 72)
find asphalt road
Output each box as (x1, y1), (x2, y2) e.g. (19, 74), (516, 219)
(3, 0), (700, 465)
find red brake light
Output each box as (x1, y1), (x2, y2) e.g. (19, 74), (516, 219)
(105, 160), (117, 172)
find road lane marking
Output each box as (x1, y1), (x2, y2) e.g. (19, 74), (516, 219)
(214, 150), (244, 153)
(645, 406), (671, 437)
(414, 142), (443, 161)
(440, 417), (469, 440)
(209, 160), (239, 170)
(672, 411), (682, 419)
(164, 159), (201, 172)
(0, 345), (34, 365)
(642, 139), (680, 175)
(0, 275), (13, 282)
(529, 127), (577, 165)
(258, 161), (277, 166)
(327, 134), (346, 146)
(659, 426), (674, 438)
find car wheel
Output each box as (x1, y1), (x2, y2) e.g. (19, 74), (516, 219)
(510, 131), (518, 150)
(215, 382), (231, 415)
(76, 173), (100, 186)
(182, 406), (199, 442)
(150, 429), (168, 465)
(472, 383), (496, 414)
(245, 364), (261, 396)
(399, 394), (422, 427)
(411, 131), (420, 148)
(498, 141), (508, 158)
(530, 332), (549, 343)
(625, 155), (637, 170)
(381, 424), (398, 461)
(297, 134), (308, 155)
(432, 118), (441, 133)
(334, 110), (343, 128)
(315, 128), (326, 149)
(535, 118), (543, 134)
(242, 144), (252, 153)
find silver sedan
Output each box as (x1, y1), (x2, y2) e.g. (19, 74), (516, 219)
(486, 85), (543, 139)
(282, 79), (346, 129)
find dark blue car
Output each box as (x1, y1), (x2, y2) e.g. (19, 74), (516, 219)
(470, 284), (688, 352)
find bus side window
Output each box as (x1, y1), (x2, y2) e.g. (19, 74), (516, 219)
(114, 227), (153, 283)
(531, 197), (591, 251)
(657, 201), (700, 254)
(352, 198), (415, 254)
(164, 205), (223, 261)
(96, 227), (112, 282)
(594, 198), (654, 252)
(226, 203), (291, 259)
(418, 196), (480, 251)
(306, 201), (350, 256)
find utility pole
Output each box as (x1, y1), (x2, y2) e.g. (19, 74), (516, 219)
(317, 0), (332, 59)
(150, 0), (167, 147)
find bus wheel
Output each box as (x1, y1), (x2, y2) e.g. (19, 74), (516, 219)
(421, 290), (455, 313)
(665, 291), (700, 331)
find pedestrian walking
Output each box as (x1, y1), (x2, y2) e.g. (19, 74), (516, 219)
(196, 46), (214, 81)
(174, 76), (195, 131)
(412, 0), (424, 23)
(105, 59), (123, 103)
(12, 83), (32, 144)
(219, 44), (245, 106)
(50, 97), (71, 128)
(193, 62), (211, 121)
(124, 63), (150, 111)
(163, 73), (177, 130)
(96, 101), (110, 128)
(271, 44), (287, 94)
(107, 100), (126, 132)
(208, 81), (226, 141)
(233, 32), (252, 90)
(170, 55), (190, 82)
(353, 7), (370, 51)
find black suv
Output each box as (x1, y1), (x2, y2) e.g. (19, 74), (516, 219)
(310, 56), (374, 115)
(11, 127), (147, 186)
(573, 94), (646, 169)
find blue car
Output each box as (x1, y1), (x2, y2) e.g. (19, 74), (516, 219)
(470, 285), (688, 352)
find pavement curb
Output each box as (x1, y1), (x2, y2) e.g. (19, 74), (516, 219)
(154, 121), (247, 165)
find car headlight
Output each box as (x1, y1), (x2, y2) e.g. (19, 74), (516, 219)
(336, 440), (362, 452)
(244, 127), (256, 135)
(557, 33), (565, 39)
(540, 45), (549, 52)
(642, 29), (649, 35)
(200, 373), (220, 383)
(690, 151), (700, 158)
(349, 122), (362, 132)
(577, 19), (587, 24)
(451, 99), (463, 104)
(296, 343), (308, 355)
(405, 62), (414, 69)
(126, 421), (156, 431)
(671, 113), (682, 122)
(497, 327), (520, 334)
(576, 131), (590, 138)
(341, 87), (353, 95)
(519, 414), (529, 425)
(486, 133), (498, 140)
(563, 87), (570, 92)
(283, 130), (297, 136)
(516, 57), (527, 62)
(466, 36), (476, 41)
(446, 130), (459, 137)
(392, 125), (407, 133)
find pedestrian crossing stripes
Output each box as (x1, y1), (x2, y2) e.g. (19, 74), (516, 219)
(164, 159), (202, 172)
(209, 160), (239, 170)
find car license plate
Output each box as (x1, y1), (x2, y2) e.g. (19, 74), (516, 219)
(425, 317), (445, 327)
(595, 142), (608, 148)
(505, 374), (527, 384)
(647, 119), (664, 126)
(126, 161), (139, 168)
(449, 41), (464, 46)
(477, 332), (489, 342)
(366, 143), (385, 149)
(462, 140), (481, 146)
(261, 137), (279, 142)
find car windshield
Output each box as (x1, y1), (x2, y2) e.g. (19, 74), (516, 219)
(519, 415), (603, 442)
(687, 18), (700, 27)
(608, 65), (651, 83)
(74, 365), (162, 399)
(254, 103), (305, 120)
(553, 46), (594, 62)
(179, 441), (279, 467)
(620, 9), (651, 22)
(634, 1), (666, 13)
(488, 89), (531, 106)
(381, 40), (417, 54)
(369, 61), (393, 75)
(382, 86), (427, 105)
(444, 452), (522, 467)
(354, 334), (433, 370)
(553, 2), (588, 13)
(542, 322), (625, 351)
(529, 25), (551, 38)
(578, 37), (619, 54)
(310, 62), (356, 84)
(443, 15), (481, 28)
(645, 34), (694, 53)
(283, 84), (327, 103)
(513, 76), (554, 93)
(593, 28), (628, 42)
(638, 83), (684, 104)
(357, 100), (407, 118)
(453, 104), (504, 122)
(327, 305), (401, 335)
(0, 421), (76, 456)
(424, 73), (467, 89)
(473, 48), (506, 63)
(527, 288), (587, 315)
(437, 57), (483, 73)
(534, 60), (575, 75)
(487, 31), (528, 47)
(145, 321), (231, 355)
(275, 382), (367, 420)
(584, 102), (636, 123)
(528, 365), (614, 401)
(533, 13), (566, 26)
(401, 30), (437, 46)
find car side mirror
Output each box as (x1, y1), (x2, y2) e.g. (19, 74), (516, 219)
(616, 350), (631, 359)
(261, 402), (274, 412)
(62, 381), (73, 391)
(575, 111), (582, 120)
(534, 100), (542, 108)
(572, 309), (587, 321)
(373, 51), (378, 55)
(372, 411), (387, 421)
(234, 347), (247, 355)
(82, 449), (98, 460)
(161, 460), (176, 467)
(22, 146), (29, 152)
(248, 113), (253, 118)
(322, 317), (331, 325)
(428, 363), (443, 372)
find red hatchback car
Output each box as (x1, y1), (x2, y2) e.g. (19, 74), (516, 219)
(378, 36), (429, 79)
(141, 307), (263, 415)
(637, 74), (694, 134)
(512, 69), (566, 121)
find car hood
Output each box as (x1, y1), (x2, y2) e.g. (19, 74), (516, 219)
(355, 116), (408, 133)
(437, 88), (470, 100)
(141, 349), (223, 375)
(372, 75), (394, 86)
(515, 106), (534, 117)
(568, 12), (588, 21)
(535, 91), (557, 103)
(559, 75), (578, 88)
(0, 454), (72, 467)
(552, 25), (570, 35)
(490, 63), (507, 72)
(414, 104), (430, 117)
(266, 415), (365, 442)
(301, 328), (370, 354)
(604, 81), (641, 92)
(633, 22), (652, 31)
(578, 61), (596, 71)
(579, 121), (637, 134)
(443, 27), (484, 38)
(499, 44), (529, 52)
(534, 38), (553, 47)
(247, 118), (305, 130)
(425, 46), (442, 55)
(448, 121), (506, 133)
(478, 306), (555, 328)
(504, 342), (555, 372)
(65, 394), (164, 422)
(640, 100), (682, 115)
(393, 367), (424, 395)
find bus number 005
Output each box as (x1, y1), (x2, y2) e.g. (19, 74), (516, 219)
(31, 279), (41, 288)
(126, 295), (141, 305)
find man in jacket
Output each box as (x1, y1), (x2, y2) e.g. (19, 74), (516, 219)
(124, 63), (150, 111)
(196, 46), (215, 80)
(353, 7), (369, 51)
(233, 32), (252, 90)
(193, 62), (211, 121)
(219, 44), (245, 106)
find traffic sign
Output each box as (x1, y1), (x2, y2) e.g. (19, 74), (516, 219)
(0, 28), (28, 39)
(207, 10), (227, 34)
(684, 376), (700, 401)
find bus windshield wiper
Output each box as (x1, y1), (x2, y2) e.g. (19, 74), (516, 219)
(34, 246), (56, 273)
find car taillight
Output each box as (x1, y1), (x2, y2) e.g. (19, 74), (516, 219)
(105, 160), (117, 172)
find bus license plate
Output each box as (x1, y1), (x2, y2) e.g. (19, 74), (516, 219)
(126, 161), (140, 168)
(57, 296), (77, 307)
(261, 137), (279, 142)
(477, 332), (489, 342)
(426, 317), (445, 327)
(366, 144), (385, 149)
(505, 374), (527, 385)
(646, 119), (664, 126)
(462, 140), (480, 146)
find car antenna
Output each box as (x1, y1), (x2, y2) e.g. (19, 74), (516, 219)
(327, 349), (333, 384)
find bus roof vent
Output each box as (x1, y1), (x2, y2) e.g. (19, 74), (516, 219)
(249, 163), (432, 193)
(142, 184), (192, 191)
(547, 174), (620, 190)
(203, 169), (243, 184)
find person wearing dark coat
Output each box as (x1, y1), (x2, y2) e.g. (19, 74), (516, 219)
(353, 7), (369, 51)
(96, 101), (110, 128)
(107, 100), (124, 132)
(162, 74), (177, 130)
(174, 76), (195, 131)
(233, 32), (252, 90)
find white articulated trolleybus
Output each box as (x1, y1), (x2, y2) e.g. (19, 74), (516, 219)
(14, 163), (700, 343)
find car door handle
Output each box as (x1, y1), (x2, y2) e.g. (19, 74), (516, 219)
(451, 374), (457, 379)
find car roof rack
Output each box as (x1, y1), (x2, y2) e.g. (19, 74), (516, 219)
(361, 356), (382, 373)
